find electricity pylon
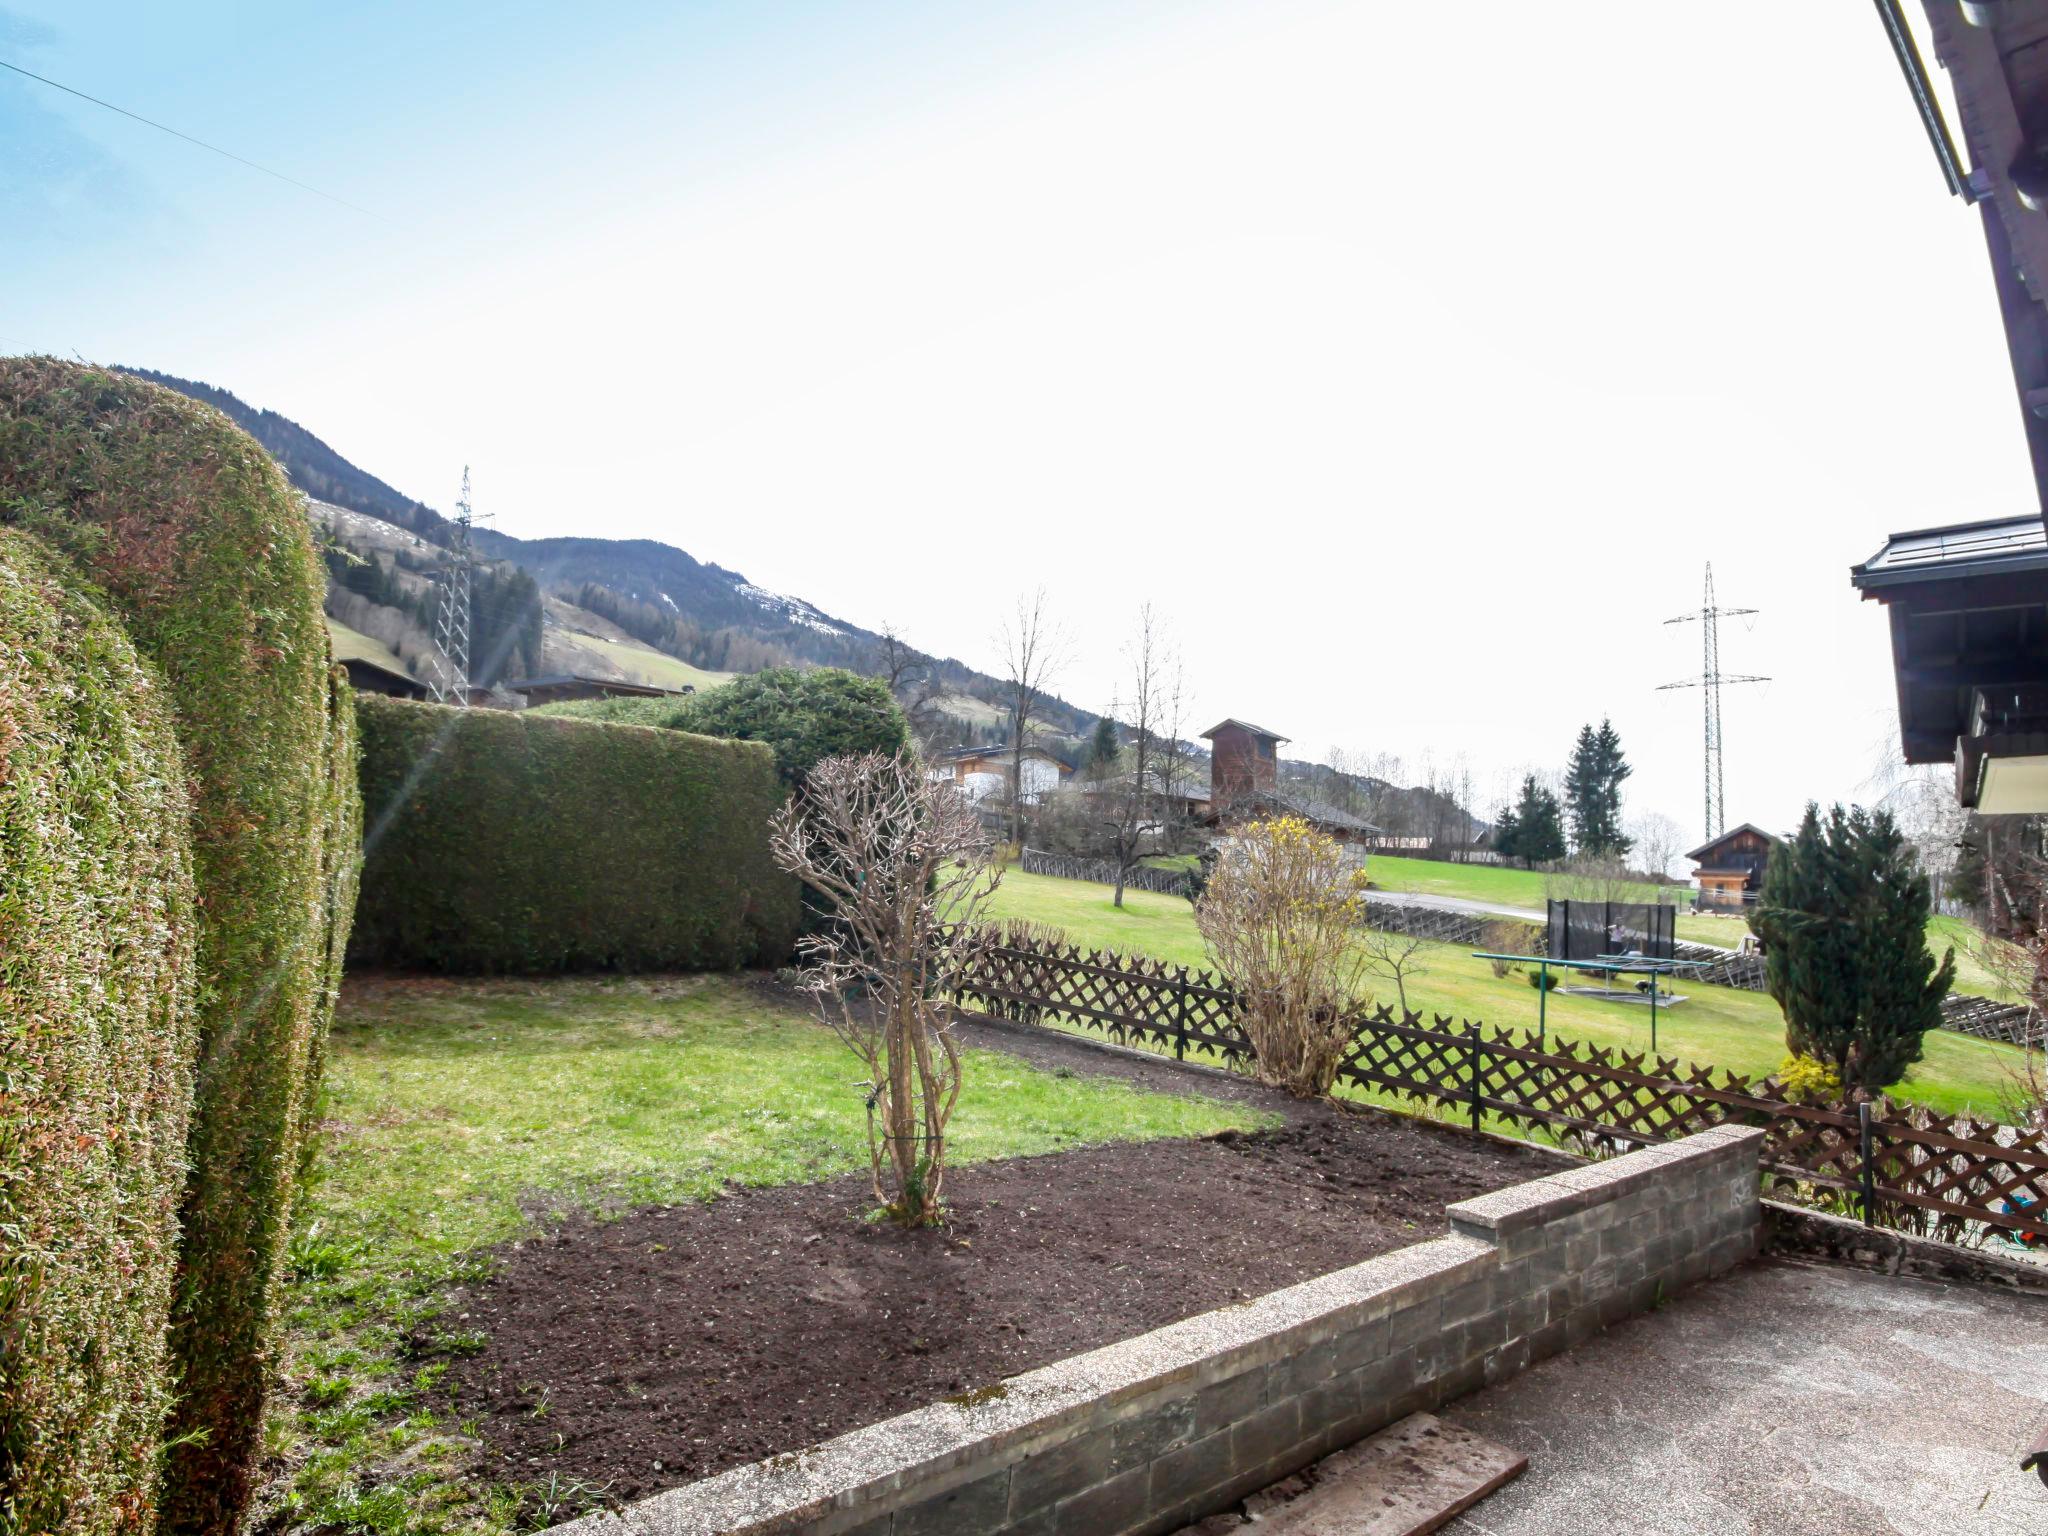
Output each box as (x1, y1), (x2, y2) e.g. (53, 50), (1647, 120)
(1658, 563), (1767, 844)
(428, 468), (487, 706)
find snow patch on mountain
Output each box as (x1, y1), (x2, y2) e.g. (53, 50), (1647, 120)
(730, 579), (846, 637)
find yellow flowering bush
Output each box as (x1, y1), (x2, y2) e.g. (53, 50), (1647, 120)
(1195, 817), (1372, 1096)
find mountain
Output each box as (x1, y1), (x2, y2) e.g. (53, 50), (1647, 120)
(129, 368), (1088, 738)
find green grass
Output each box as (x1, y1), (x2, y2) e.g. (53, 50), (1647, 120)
(263, 974), (1265, 1535)
(552, 629), (734, 693)
(1361, 853), (2015, 975)
(983, 869), (2031, 1120)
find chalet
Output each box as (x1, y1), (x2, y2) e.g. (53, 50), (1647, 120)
(325, 616), (428, 700)
(504, 675), (692, 707)
(935, 744), (1073, 806)
(1686, 823), (1776, 911)
(1855, 3), (2048, 810)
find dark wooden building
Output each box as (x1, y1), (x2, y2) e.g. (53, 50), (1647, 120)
(1685, 823), (1776, 911)
(1859, 2), (2048, 810)
(1202, 718), (1284, 801)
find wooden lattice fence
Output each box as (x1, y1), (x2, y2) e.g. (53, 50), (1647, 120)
(951, 932), (2048, 1246)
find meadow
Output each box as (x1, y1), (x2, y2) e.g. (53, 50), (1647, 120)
(982, 867), (2031, 1121)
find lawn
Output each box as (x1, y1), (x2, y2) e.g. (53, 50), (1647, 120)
(1359, 853), (2019, 987)
(982, 869), (2032, 1121)
(262, 974), (1266, 1536)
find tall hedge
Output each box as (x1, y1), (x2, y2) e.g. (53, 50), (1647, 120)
(0, 531), (198, 1535)
(350, 695), (798, 972)
(0, 359), (361, 1535)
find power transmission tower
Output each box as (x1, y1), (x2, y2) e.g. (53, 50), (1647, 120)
(428, 467), (489, 706)
(1658, 563), (1767, 844)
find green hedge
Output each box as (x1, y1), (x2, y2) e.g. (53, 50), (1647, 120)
(0, 530), (198, 1536)
(350, 695), (798, 972)
(0, 359), (360, 1536)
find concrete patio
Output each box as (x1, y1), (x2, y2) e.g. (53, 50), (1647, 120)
(1441, 1257), (2048, 1536)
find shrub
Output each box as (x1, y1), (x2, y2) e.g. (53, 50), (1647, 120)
(1194, 817), (1371, 1097)
(0, 530), (198, 1535)
(0, 358), (360, 1535)
(771, 753), (1001, 1223)
(542, 665), (908, 785)
(1776, 1054), (1843, 1106)
(349, 696), (798, 972)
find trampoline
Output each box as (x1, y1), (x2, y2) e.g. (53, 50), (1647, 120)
(1467, 950), (1715, 1051)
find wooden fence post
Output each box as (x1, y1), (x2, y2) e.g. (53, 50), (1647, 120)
(1468, 1021), (1483, 1133)
(1173, 966), (1189, 1061)
(1858, 1100), (1875, 1227)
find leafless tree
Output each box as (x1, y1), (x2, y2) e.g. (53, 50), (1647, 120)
(769, 753), (1001, 1224)
(1357, 922), (1430, 1015)
(1627, 811), (1685, 885)
(876, 622), (925, 695)
(1103, 605), (1164, 907)
(995, 587), (1069, 847)
(1157, 649), (1198, 854)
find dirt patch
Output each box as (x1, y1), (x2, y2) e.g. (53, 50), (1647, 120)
(437, 1101), (1556, 1506)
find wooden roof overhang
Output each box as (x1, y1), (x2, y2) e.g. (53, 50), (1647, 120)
(1851, 516), (2048, 806)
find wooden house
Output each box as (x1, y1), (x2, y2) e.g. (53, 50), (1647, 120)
(1686, 823), (1776, 910)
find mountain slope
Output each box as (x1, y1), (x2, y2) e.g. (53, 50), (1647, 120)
(125, 369), (1087, 736)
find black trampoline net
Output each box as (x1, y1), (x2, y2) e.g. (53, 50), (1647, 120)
(1545, 900), (1675, 962)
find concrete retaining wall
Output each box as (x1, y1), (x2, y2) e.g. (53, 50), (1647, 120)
(553, 1126), (1764, 1536)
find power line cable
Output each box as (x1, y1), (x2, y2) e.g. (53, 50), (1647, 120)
(0, 56), (381, 220)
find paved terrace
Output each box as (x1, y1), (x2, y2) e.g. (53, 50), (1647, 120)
(1442, 1257), (2048, 1536)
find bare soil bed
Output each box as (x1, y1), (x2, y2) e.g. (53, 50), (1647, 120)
(437, 1046), (1558, 1507)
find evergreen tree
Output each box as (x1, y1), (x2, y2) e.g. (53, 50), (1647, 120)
(1752, 802), (1954, 1092)
(1850, 808), (1956, 1087)
(1088, 715), (1120, 776)
(1497, 774), (1566, 866)
(1564, 718), (1633, 855)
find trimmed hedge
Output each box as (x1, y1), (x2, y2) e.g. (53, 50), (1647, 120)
(0, 530), (198, 1535)
(0, 359), (361, 1535)
(349, 695), (799, 972)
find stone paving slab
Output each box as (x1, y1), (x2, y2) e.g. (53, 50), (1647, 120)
(1438, 1258), (2048, 1536)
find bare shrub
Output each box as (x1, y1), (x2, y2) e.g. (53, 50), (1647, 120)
(770, 754), (1000, 1223)
(1195, 816), (1370, 1097)
(1476, 917), (1533, 978)
(1357, 925), (1429, 1014)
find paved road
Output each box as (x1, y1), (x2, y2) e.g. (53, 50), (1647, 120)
(1369, 889), (1545, 924)
(1442, 1259), (2048, 1536)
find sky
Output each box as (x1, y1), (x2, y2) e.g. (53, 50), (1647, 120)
(1, 1), (2033, 860)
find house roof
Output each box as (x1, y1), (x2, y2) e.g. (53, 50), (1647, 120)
(1211, 789), (1380, 836)
(1849, 515), (2048, 590)
(1200, 718), (1289, 743)
(504, 674), (684, 699)
(943, 744), (1074, 770)
(1683, 823), (1777, 863)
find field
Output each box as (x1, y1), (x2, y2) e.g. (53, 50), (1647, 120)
(981, 868), (2031, 1120)
(264, 976), (1259, 1535)
(546, 628), (733, 692)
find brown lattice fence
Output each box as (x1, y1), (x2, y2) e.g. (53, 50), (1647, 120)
(950, 932), (2048, 1246)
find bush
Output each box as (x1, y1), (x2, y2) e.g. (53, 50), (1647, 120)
(349, 696), (798, 972)
(542, 665), (907, 785)
(0, 358), (360, 1534)
(0, 530), (198, 1535)
(1194, 817), (1371, 1097)
(1777, 1054), (1843, 1105)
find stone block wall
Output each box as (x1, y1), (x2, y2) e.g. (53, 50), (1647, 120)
(553, 1126), (1764, 1536)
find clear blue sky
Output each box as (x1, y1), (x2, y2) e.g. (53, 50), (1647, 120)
(2, 2), (2033, 852)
